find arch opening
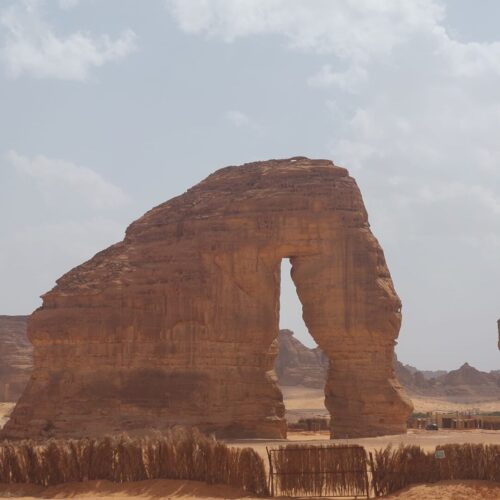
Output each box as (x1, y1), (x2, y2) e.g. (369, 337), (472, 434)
(275, 258), (329, 433)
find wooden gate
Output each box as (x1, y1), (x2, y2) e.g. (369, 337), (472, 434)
(267, 444), (370, 498)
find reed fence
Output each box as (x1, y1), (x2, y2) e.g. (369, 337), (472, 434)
(0, 427), (268, 496)
(4, 429), (500, 499)
(370, 443), (500, 496)
(267, 444), (369, 498)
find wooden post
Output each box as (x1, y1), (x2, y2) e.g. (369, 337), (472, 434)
(266, 447), (274, 497)
(364, 450), (370, 499)
(369, 452), (378, 497)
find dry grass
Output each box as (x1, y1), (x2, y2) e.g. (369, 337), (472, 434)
(267, 443), (368, 497)
(0, 427), (268, 496)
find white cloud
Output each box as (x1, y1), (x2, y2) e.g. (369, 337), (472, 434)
(167, 0), (500, 370)
(225, 109), (251, 127)
(308, 64), (368, 93)
(6, 150), (128, 209)
(166, 1), (500, 222)
(416, 183), (500, 215)
(58, 0), (79, 10)
(167, 0), (444, 61)
(442, 39), (500, 78)
(166, 0), (500, 81)
(0, 0), (137, 80)
(1, 149), (130, 313)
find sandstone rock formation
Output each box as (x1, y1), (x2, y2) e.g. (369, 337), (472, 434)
(3, 157), (412, 440)
(397, 361), (500, 399)
(398, 363), (447, 381)
(0, 316), (31, 402)
(275, 329), (327, 388)
(394, 358), (436, 394)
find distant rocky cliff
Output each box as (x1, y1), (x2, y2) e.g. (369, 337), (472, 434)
(275, 329), (328, 388)
(0, 316), (32, 402)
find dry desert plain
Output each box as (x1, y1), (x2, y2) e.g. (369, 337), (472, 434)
(3, 389), (500, 499)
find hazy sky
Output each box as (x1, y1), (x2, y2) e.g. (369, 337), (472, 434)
(0, 0), (499, 371)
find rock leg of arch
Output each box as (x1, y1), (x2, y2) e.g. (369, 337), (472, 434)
(290, 247), (412, 438)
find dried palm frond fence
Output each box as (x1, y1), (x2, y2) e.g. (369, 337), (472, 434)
(267, 444), (370, 498)
(370, 443), (500, 497)
(0, 427), (268, 497)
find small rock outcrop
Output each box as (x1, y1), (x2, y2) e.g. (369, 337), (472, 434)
(0, 316), (31, 402)
(498, 319), (500, 350)
(3, 158), (412, 440)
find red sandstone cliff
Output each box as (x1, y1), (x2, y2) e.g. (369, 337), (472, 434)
(3, 158), (412, 440)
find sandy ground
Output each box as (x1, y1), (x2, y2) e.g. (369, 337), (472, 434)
(0, 479), (500, 500)
(280, 386), (329, 423)
(225, 428), (500, 457)
(281, 385), (500, 416)
(384, 480), (500, 499)
(0, 479), (258, 499)
(410, 395), (500, 413)
(2, 478), (500, 499)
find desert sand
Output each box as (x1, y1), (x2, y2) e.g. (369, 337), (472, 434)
(410, 395), (500, 413)
(281, 385), (500, 417)
(3, 478), (500, 499)
(0, 479), (257, 499)
(384, 480), (500, 499)
(227, 428), (500, 457)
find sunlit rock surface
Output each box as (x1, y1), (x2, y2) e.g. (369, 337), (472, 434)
(3, 158), (412, 440)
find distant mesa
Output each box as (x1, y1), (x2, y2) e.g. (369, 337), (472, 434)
(3, 157), (412, 440)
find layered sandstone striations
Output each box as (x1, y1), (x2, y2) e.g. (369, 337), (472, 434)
(0, 316), (31, 402)
(3, 158), (412, 440)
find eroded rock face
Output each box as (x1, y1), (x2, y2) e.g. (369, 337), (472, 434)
(3, 158), (412, 440)
(0, 316), (31, 402)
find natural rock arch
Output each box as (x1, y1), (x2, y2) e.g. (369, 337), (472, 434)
(2, 158), (412, 440)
